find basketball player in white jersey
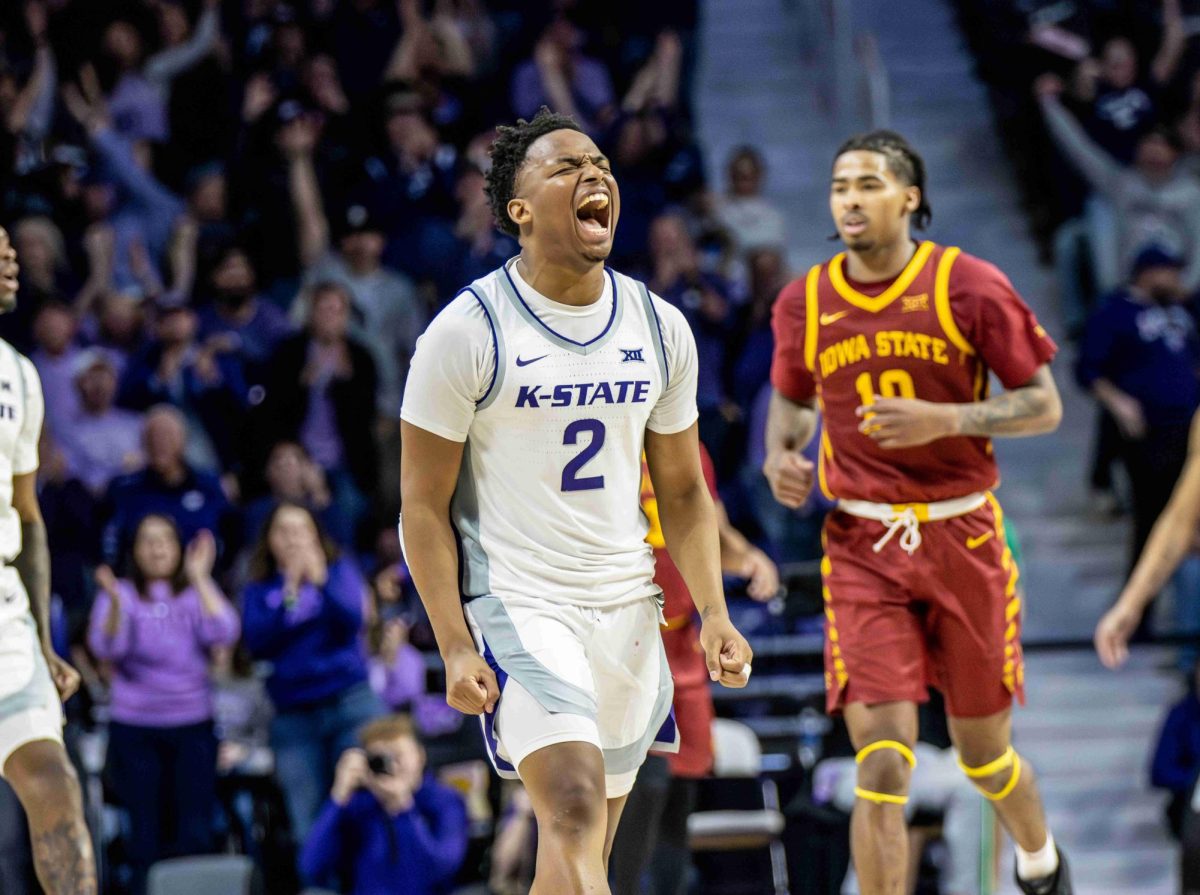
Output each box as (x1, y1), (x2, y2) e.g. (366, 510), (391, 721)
(0, 226), (96, 893)
(401, 108), (753, 893)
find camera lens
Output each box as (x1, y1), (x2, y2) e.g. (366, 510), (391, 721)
(367, 753), (392, 776)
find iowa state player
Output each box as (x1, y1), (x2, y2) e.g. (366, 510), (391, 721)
(765, 132), (1071, 895)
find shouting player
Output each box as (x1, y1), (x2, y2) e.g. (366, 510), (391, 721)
(400, 108), (753, 894)
(0, 226), (97, 893)
(764, 132), (1071, 895)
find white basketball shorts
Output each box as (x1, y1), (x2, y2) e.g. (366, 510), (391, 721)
(0, 609), (64, 774)
(465, 593), (678, 798)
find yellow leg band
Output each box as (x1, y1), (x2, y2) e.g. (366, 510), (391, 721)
(854, 786), (909, 806)
(974, 752), (1022, 802)
(855, 740), (917, 769)
(957, 745), (1015, 779)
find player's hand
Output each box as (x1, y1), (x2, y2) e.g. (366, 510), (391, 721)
(44, 650), (81, 702)
(0, 227), (18, 303)
(857, 397), (957, 449)
(763, 448), (813, 509)
(444, 645), (499, 714)
(742, 548), (781, 602)
(1094, 599), (1142, 669)
(699, 615), (754, 688)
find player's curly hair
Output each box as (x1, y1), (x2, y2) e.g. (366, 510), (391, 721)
(835, 130), (932, 230)
(485, 107), (585, 238)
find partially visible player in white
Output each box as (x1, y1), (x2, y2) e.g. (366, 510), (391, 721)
(0, 226), (96, 893)
(401, 108), (753, 894)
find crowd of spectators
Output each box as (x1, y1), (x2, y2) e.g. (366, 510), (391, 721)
(954, 0), (1200, 621)
(956, 0), (1200, 853)
(0, 0), (812, 891)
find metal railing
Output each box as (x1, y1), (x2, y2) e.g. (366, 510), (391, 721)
(801, 0), (892, 130)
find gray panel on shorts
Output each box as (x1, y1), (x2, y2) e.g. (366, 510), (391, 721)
(602, 636), (675, 775)
(0, 616), (58, 718)
(451, 447), (490, 599)
(467, 596), (597, 718)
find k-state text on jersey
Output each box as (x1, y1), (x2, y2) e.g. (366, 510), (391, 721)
(515, 380), (652, 409)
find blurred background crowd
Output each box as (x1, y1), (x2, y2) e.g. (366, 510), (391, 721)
(1, 0), (1200, 892)
(0, 0), (803, 892)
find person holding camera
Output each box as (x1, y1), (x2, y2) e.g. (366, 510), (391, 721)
(298, 714), (468, 895)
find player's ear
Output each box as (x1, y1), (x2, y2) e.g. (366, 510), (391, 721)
(904, 185), (921, 215)
(507, 197), (531, 230)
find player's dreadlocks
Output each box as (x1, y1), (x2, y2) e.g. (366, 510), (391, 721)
(835, 130), (932, 230)
(485, 107), (585, 238)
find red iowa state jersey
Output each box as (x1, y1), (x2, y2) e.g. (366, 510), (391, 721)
(770, 241), (1057, 503)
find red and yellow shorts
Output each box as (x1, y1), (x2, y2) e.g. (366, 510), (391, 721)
(821, 493), (1024, 719)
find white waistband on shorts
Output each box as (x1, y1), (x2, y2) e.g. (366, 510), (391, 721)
(836, 492), (989, 556)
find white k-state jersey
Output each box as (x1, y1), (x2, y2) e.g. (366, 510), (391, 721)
(0, 339), (44, 626)
(401, 259), (699, 609)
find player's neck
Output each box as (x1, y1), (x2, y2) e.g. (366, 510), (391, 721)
(844, 238), (917, 284)
(516, 252), (606, 307)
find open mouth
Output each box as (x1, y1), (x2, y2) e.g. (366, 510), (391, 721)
(842, 216), (868, 237)
(575, 191), (611, 239)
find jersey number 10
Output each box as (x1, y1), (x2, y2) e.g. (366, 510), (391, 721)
(562, 419), (606, 492)
(855, 369), (917, 406)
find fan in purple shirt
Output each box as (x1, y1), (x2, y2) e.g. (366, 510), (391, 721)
(87, 516), (239, 895)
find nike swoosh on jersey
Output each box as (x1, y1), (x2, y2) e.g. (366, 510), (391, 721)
(515, 354), (549, 367)
(819, 311), (851, 325)
(966, 531), (995, 550)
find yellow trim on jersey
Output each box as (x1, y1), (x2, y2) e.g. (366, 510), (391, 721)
(934, 246), (975, 356)
(827, 240), (935, 313)
(986, 492), (1024, 694)
(820, 550), (848, 691)
(818, 429), (836, 500)
(803, 264), (822, 372)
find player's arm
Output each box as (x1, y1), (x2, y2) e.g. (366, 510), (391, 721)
(715, 500), (780, 602)
(400, 422), (498, 715)
(860, 364), (1062, 448)
(763, 390), (818, 508)
(764, 275), (820, 508)
(399, 302), (499, 716)
(954, 364), (1063, 437)
(12, 473), (79, 701)
(645, 424), (753, 687)
(1096, 412), (1200, 668)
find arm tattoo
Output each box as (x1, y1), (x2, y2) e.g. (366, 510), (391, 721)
(956, 366), (1060, 438)
(957, 388), (1048, 436)
(31, 818), (98, 894)
(15, 518), (51, 648)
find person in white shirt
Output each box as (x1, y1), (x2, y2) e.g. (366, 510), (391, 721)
(0, 225), (96, 893)
(400, 108), (753, 894)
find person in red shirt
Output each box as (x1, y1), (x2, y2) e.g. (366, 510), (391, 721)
(609, 444), (778, 895)
(764, 131), (1071, 895)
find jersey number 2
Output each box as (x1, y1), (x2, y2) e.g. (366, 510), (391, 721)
(562, 419), (606, 492)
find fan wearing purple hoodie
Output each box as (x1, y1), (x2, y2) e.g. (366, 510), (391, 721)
(87, 516), (240, 895)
